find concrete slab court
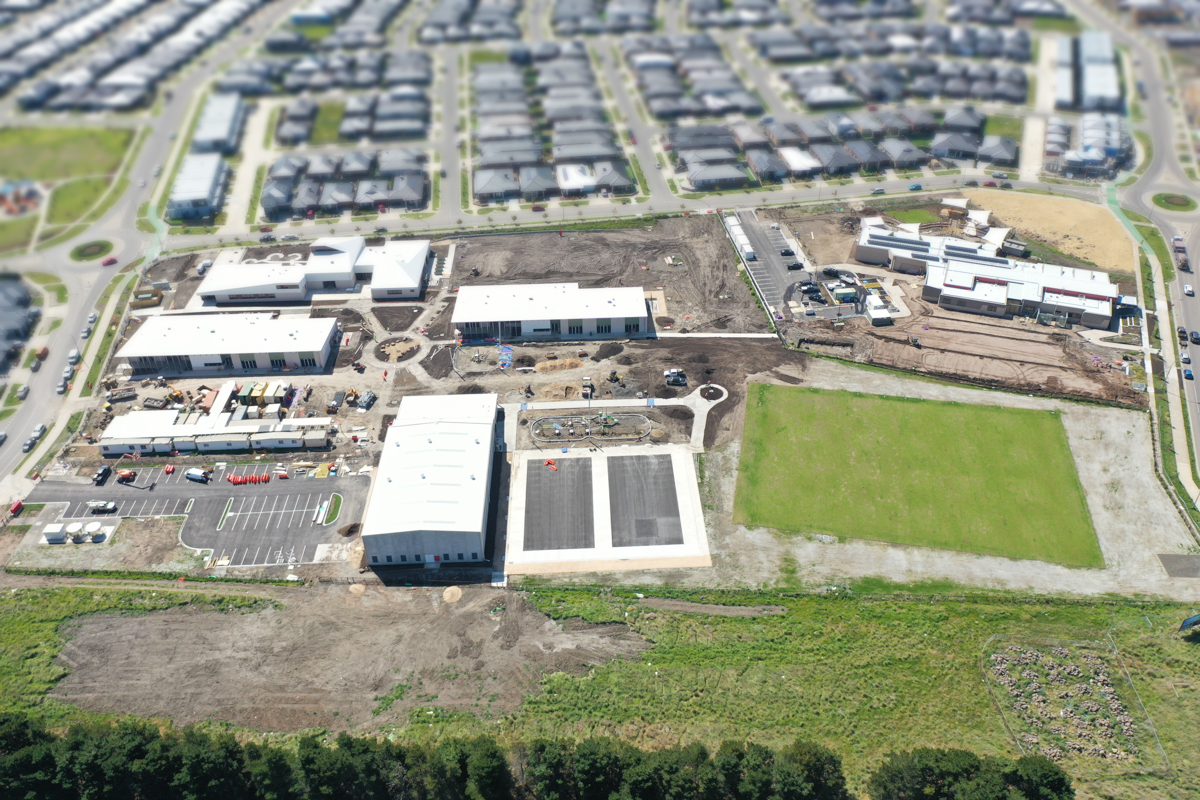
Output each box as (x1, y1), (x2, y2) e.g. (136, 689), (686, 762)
(504, 444), (710, 574)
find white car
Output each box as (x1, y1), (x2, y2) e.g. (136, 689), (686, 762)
(1183, 353), (1192, 365)
(1186, 285), (1195, 296)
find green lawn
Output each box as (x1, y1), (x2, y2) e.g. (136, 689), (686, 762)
(890, 208), (940, 224)
(245, 165), (266, 224)
(1137, 224), (1176, 283)
(1152, 192), (1197, 212)
(46, 177), (111, 225)
(0, 218), (35, 253)
(1032, 16), (1081, 34)
(310, 101), (346, 144)
(733, 385), (1102, 567)
(293, 22), (334, 40)
(983, 114), (1024, 143)
(0, 127), (132, 181)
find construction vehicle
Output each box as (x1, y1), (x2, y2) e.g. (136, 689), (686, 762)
(327, 391), (346, 414)
(116, 469), (137, 483)
(165, 384), (184, 403)
(908, 333), (922, 349)
(345, 388), (360, 406)
(607, 370), (621, 383)
(359, 391), (378, 410)
(1174, 236), (1187, 253)
(665, 369), (687, 387)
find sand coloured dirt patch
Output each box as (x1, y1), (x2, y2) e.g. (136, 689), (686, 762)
(379, 338), (418, 361)
(535, 358), (583, 373)
(963, 191), (1133, 274)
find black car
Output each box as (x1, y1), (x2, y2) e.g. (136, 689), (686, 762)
(801, 283), (820, 294)
(1000, 182), (1013, 189)
(780, 248), (795, 256)
(259, 235), (276, 243)
(785, 261), (803, 270)
(1180, 326), (1189, 340)
(822, 267), (840, 277)
(964, 180), (979, 187)
(92, 464), (111, 484)
(1191, 331), (1200, 345)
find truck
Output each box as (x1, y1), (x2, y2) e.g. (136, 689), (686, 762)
(327, 391), (346, 414)
(116, 469), (136, 483)
(105, 387), (138, 403)
(184, 468), (212, 483)
(1174, 236), (1187, 253)
(142, 397), (169, 409)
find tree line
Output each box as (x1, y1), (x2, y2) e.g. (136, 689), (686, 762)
(0, 712), (1073, 800)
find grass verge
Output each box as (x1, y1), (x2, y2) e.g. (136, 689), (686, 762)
(26, 412), (83, 478)
(80, 278), (133, 397)
(1137, 224), (1176, 283)
(323, 493), (343, 524)
(46, 177), (110, 225)
(0, 218), (36, 254)
(245, 165), (266, 225)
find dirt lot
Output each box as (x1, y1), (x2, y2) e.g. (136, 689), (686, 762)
(145, 254), (197, 283)
(452, 217), (768, 333)
(7, 517), (201, 572)
(963, 191), (1134, 274)
(515, 406), (693, 448)
(50, 585), (647, 732)
(785, 299), (1142, 406)
(763, 210), (860, 265)
(373, 305), (425, 333)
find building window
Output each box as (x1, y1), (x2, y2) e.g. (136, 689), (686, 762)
(276, 284), (300, 290)
(457, 553), (464, 560)
(986, 305), (997, 312)
(596, 318), (611, 334)
(240, 357), (257, 369)
(372, 556), (378, 563)
(386, 555), (393, 563)
(472, 552), (478, 560)
(625, 318), (640, 333)
(300, 357), (316, 368)
(550, 320), (560, 334)
(401, 555), (407, 562)
(415, 554), (423, 562)
(568, 320), (583, 335)
(228, 293), (276, 300)
(270, 358), (286, 368)
(443, 553), (450, 562)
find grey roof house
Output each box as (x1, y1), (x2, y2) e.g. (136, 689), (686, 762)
(879, 138), (929, 168)
(930, 131), (981, 159)
(977, 135), (1018, 165)
(746, 149), (788, 181)
(519, 165), (558, 198)
(474, 168), (520, 200)
(260, 179), (294, 215)
(687, 163), (750, 190)
(594, 160), (635, 193)
(810, 143), (859, 174)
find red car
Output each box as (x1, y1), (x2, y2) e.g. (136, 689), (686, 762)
(258, 225), (273, 232)
(101, 257), (117, 266)
(982, 181), (997, 187)
(629, 133), (637, 144)
(531, 204), (545, 212)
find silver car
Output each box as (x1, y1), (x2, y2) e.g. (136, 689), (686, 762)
(56, 379), (67, 394)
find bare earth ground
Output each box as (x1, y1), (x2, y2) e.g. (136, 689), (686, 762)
(50, 585), (646, 732)
(452, 217), (768, 333)
(788, 301), (1142, 405)
(6, 516), (201, 572)
(537, 358), (1200, 600)
(963, 191), (1134, 274)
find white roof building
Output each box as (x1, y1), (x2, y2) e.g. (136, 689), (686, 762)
(777, 146), (823, 175)
(191, 93), (245, 154)
(117, 313), (338, 373)
(195, 237), (430, 304)
(452, 282), (650, 340)
(361, 393), (498, 566)
(166, 153), (228, 220)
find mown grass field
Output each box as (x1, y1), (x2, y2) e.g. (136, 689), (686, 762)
(0, 128), (132, 181)
(46, 177), (110, 225)
(732, 385), (1102, 566)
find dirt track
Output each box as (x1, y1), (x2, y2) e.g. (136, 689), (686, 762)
(50, 585), (646, 732)
(453, 217), (768, 333)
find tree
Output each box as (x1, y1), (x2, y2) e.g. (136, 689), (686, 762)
(465, 736), (512, 800)
(242, 742), (299, 800)
(523, 740), (576, 800)
(1010, 756), (1073, 800)
(171, 729), (249, 800)
(777, 740), (849, 800)
(0, 713), (64, 800)
(574, 738), (632, 800)
(866, 749), (983, 800)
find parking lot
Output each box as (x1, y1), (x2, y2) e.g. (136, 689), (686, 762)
(27, 467), (371, 569)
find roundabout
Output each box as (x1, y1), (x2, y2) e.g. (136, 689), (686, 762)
(1152, 193), (1198, 212)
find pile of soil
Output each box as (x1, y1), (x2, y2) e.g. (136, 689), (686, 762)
(455, 383), (487, 394)
(592, 342), (624, 362)
(423, 299), (457, 339)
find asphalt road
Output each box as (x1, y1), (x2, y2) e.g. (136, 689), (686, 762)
(26, 468), (370, 567)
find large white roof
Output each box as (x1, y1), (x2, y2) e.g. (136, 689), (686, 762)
(356, 239), (429, 291)
(453, 283), (648, 324)
(117, 313), (338, 358)
(363, 393), (497, 538)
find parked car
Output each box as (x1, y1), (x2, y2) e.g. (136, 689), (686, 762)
(1186, 285), (1195, 296)
(1187, 369), (1195, 381)
(281, 234), (299, 241)
(871, 187), (885, 195)
(21, 439), (34, 452)
(80, 326), (91, 339)
(629, 134), (637, 144)
(1181, 326), (1190, 340)
(531, 205), (545, 212)
(780, 248), (794, 256)
(56, 379), (67, 394)
(61, 366), (73, 380)
(93, 465), (111, 484)
(785, 261), (803, 270)
(908, 183), (922, 191)
(259, 235), (276, 243)
(88, 501), (117, 514)
(964, 180), (979, 187)
(1191, 331), (1200, 344)
(1184, 352), (1192, 365)
(16, 386), (27, 400)
(800, 282), (820, 293)
(33, 424), (45, 438)
(259, 226), (273, 233)
(823, 267), (840, 277)
(87, 311), (98, 324)
(101, 257), (117, 266)
(992, 171), (1008, 179)
(1000, 182), (1013, 189)
(68, 349), (80, 365)
(983, 181), (997, 187)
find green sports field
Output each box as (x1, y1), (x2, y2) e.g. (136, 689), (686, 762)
(733, 385), (1103, 567)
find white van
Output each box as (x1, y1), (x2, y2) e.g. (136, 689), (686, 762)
(67, 349), (80, 365)
(184, 468), (211, 483)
